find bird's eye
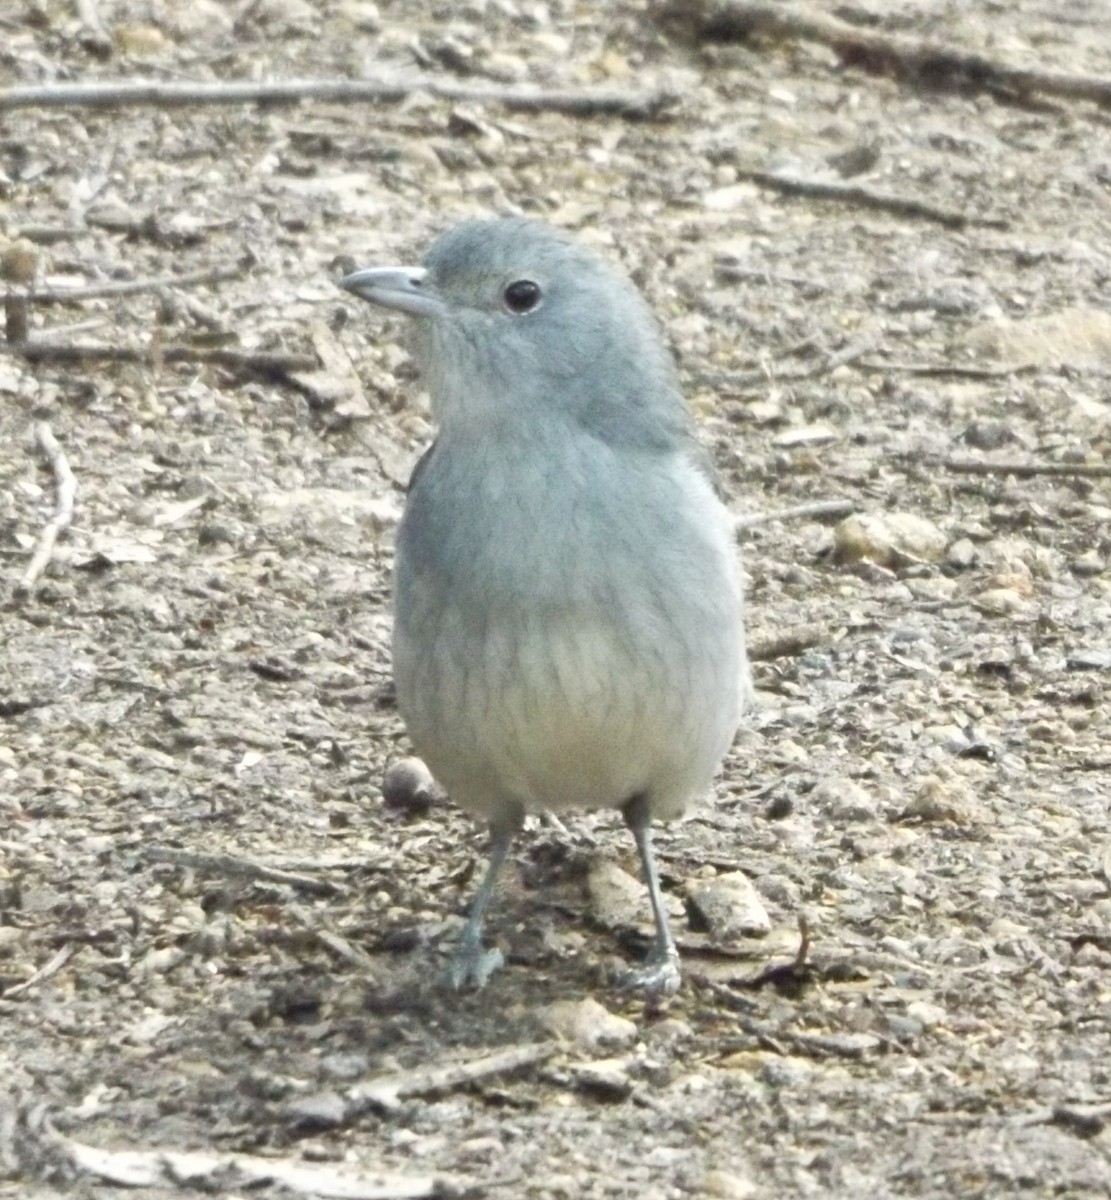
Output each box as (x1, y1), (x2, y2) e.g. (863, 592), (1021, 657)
(503, 279), (542, 315)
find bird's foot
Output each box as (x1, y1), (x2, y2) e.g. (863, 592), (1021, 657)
(618, 947), (681, 997)
(444, 937), (505, 991)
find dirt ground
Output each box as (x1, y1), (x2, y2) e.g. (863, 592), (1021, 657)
(2, 1), (1111, 1197)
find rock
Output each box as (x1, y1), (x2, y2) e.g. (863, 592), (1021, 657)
(832, 512), (947, 568)
(381, 757), (445, 814)
(946, 536), (979, 569)
(567, 1057), (634, 1100)
(702, 1167), (758, 1198)
(284, 1090), (347, 1130)
(540, 997), (637, 1050)
(688, 871), (771, 943)
(587, 859), (680, 930)
(808, 776), (879, 823)
(974, 587), (1034, 617)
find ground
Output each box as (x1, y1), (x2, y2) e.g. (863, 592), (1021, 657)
(2, 1), (1111, 1197)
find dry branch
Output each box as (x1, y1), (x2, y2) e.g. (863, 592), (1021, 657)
(1, 946), (75, 998)
(36, 1119), (444, 1198)
(142, 846), (345, 897)
(348, 1042), (557, 1115)
(934, 458), (1111, 479)
(748, 623), (831, 662)
(858, 358), (1039, 380)
(678, 0), (1111, 107)
(10, 338), (315, 375)
(14, 423), (76, 597)
(736, 499), (855, 531)
(26, 263), (243, 304)
(740, 170), (989, 230)
(0, 76), (675, 119)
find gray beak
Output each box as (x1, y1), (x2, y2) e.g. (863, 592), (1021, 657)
(338, 265), (443, 318)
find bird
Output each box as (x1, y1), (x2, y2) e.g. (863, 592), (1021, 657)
(339, 217), (748, 994)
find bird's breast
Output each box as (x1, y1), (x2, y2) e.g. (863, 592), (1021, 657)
(390, 438), (743, 817)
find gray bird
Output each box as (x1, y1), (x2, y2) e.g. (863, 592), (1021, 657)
(340, 218), (747, 994)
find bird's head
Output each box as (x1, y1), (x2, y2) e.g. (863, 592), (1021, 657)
(340, 217), (687, 450)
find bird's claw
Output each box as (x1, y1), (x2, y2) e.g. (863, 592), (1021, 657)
(445, 941), (505, 991)
(618, 948), (681, 997)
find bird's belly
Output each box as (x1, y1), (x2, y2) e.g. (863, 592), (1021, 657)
(394, 597), (740, 822)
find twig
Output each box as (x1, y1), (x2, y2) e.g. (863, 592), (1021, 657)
(857, 358), (1039, 380)
(0, 76), (675, 119)
(142, 846), (346, 898)
(793, 913), (811, 971)
(9, 339), (315, 375)
(740, 169), (987, 230)
(748, 623), (830, 663)
(4, 225), (86, 245)
(25, 263), (243, 304)
(39, 1120), (444, 1198)
(702, 995), (882, 1060)
(735, 498), (855, 530)
(348, 1042), (557, 1115)
(5, 294), (29, 342)
(933, 458), (1111, 479)
(1, 945), (75, 998)
(678, 1), (1111, 107)
(15, 424), (77, 597)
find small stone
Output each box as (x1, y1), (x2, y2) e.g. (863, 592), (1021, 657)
(284, 1090), (347, 1129)
(1070, 550), (1106, 577)
(320, 1051), (370, 1080)
(114, 24), (170, 56)
(0, 238), (38, 285)
(687, 871), (771, 943)
(568, 1057), (633, 1100)
(900, 775), (974, 823)
(906, 1000), (948, 1028)
(587, 859), (670, 930)
(760, 1056), (813, 1087)
(974, 587), (1033, 617)
(702, 1168), (758, 1199)
(540, 997), (637, 1050)
(381, 757), (444, 814)
(832, 512), (947, 568)
(946, 537), (978, 569)
(809, 776), (878, 823)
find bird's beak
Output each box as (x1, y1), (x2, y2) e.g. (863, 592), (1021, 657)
(338, 265), (443, 318)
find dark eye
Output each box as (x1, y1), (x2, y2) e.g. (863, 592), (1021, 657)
(503, 279), (542, 314)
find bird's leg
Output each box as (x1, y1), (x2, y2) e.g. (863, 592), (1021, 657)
(620, 793), (682, 996)
(446, 821), (518, 990)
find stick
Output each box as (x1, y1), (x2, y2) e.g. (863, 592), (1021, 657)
(857, 359), (1039, 380)
(7, 225), (88, 244)
(740, 169), (988, 230)
(1, 945), (75, 998)
(15, 423), (77, 597)
(142, 847), (346, 898)
(678, 1), (1111, 107)
(42, 1125), (443, 1198)
(10, 339), (315, 374)
(348, 1042), (557, 1114)
(932, 458), (1111, 479)
(25, 263), (243, 304)
(735, 498), (855, 530)
(0, 76), (675, 119)
(5, 294), (28, 342)
(748, 623), (830, 662)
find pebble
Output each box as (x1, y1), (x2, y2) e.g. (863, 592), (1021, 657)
(381, 757), (445, 815)
(688, 871), (771, 942)
(539, 997), (637, 1050)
